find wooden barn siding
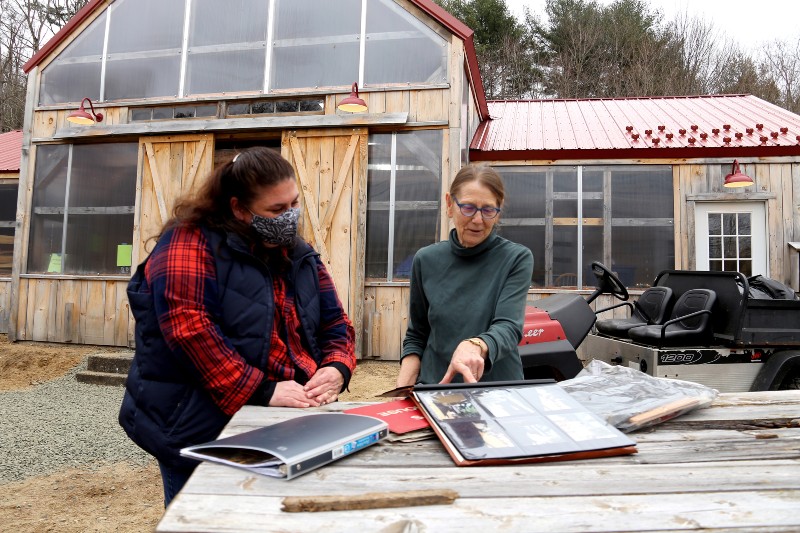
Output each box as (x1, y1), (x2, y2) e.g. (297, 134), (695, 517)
(14, 278), (130, 345)
(337, 89), (448, 124)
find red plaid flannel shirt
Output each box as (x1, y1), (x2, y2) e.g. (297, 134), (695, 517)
(146, 225), (356, 415)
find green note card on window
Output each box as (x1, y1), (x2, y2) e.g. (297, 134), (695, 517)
(117, 244), (133, 267)
(47, 253), (61, 273)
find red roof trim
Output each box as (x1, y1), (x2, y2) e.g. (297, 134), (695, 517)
(23, 0), (105, 73)
(23, 0), (491, 120)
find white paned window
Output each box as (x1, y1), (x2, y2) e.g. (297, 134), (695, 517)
(707, 212), (753, 275)
(695, 202), (767, 277)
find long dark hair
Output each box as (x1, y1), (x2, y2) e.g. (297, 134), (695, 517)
(162, 147), (295, 239)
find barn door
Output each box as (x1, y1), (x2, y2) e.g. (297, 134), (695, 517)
(283, 128), (368, 356)
(133, 134), (214, 266)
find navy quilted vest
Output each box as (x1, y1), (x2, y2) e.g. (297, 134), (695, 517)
(119, 226), (321, 468)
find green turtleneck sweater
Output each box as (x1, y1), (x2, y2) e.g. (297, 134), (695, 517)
(402, 229), (534, 384)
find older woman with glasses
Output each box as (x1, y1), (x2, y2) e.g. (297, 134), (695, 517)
(397, 164), (533, 386)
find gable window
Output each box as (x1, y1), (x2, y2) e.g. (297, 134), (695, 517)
(497, 165), (674, 288)
(39, 0), (448, 105)
(28, 144), (137, 275)
(366, 130), (442, 281)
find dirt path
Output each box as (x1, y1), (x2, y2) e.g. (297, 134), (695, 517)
(0, 336), (398, 532)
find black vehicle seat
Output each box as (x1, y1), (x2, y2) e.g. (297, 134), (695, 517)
(595, 286), (674, 338)
(628, 289), (717, 347)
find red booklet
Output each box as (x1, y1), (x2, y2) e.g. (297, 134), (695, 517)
(344, 399), (431, 434)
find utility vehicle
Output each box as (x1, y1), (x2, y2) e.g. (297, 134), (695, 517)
(519, 263), (800, 392)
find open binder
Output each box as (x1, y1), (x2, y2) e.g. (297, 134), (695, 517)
(401, 380), (637, 466)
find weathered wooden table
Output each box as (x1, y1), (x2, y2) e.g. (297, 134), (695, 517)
(157, 390), (800, 532)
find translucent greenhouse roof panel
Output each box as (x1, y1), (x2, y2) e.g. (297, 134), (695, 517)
(186, 0), (269, 95)
(103, 0), (184, 100)
(270, 0), (361, 90)
(38, 11), (105, 106)
(365, 0), (448, 85)
(38, 0), (450, 106)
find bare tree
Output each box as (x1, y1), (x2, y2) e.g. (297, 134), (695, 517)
(760, 38), (800, 113)
(0, 0), (87, 131)
(0, 0), (29, 131)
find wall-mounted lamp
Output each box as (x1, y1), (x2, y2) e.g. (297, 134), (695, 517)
(337, 83), (368, 113)
(723, 160), (754, 188)
(66, 97), (104, 125)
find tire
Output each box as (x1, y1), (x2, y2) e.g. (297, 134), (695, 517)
(778, 369), (800, 390)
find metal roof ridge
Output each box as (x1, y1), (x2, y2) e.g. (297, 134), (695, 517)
(487, 94), (753, 104)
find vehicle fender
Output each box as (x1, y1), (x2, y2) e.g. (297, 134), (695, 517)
(518, 340), (584, 381)
(750, 349), (800, 391)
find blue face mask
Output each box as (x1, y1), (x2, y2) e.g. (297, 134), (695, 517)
(249, 207), (300, 247)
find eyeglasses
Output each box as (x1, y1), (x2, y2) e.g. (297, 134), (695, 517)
(452, 196), (501, 219)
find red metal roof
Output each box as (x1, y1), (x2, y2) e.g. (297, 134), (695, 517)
(0, 130), (22, 173)
(470, 94), (800, 161)
(23, 0), (489, 120)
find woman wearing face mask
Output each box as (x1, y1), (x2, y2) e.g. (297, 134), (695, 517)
(397, 164), (533, 387)
(119, 147), (355, 506)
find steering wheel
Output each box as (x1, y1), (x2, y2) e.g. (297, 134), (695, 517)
(590, 261), (629, 301)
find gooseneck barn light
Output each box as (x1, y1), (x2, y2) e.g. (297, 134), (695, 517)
(66, 98), (104, 125)
(337, 83), (368, 113)
(723, 160), (754, 188)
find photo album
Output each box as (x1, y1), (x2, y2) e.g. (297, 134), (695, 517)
(407, 380), (637, 466)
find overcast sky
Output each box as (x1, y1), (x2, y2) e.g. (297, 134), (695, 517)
(504, 0), (800, 53)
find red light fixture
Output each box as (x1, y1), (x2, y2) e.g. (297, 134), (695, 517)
(724, 160), (754, 188)
(66, 97), (103, 125)
(337, 83), (368, 113)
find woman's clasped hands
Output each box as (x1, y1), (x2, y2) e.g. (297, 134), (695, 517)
(269, 366), (344, 408)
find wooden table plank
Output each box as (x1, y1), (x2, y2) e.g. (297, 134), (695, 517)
(181, 459), (800, 498)
(201, 425), (800, 468)
(159, 490), (800, 532)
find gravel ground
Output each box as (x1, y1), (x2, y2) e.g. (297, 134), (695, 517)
(0, 359), (150, 483)
(0, 357), (398, 484)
